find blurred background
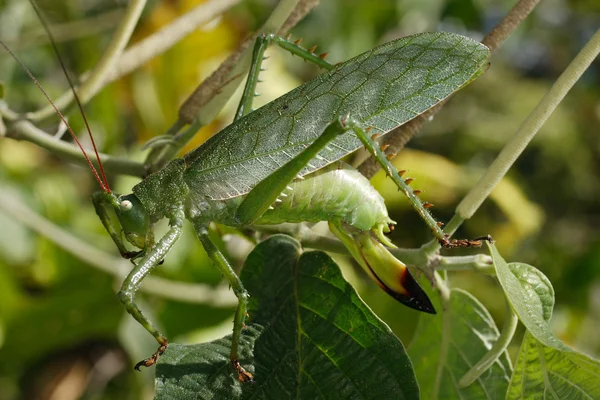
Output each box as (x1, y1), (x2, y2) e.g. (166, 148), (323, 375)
(0, 0), (599, 398)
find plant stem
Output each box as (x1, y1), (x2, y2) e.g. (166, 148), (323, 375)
(27, 0), (147, 123)
(104, 0), (241, 84)
(431, 271), (451, 399)
(7, 120), (146, 177)
(437, 254), (494, 274)
(252, 223), (347, 254)
(0, 189), (236, 306)
(358, 0), (541, 180)
(456, 28), (600, 220)
(149, 0), (319, 170)
(458, 295), (519, 387)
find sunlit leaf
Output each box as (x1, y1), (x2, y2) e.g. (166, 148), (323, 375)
(507, 332), (600, 399)
(408, 288), (511, 399)
(156, 235), (419, 399)
(488, 243), (566, 350)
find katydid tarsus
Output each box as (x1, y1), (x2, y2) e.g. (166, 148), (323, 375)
(1, 19), (490, 381)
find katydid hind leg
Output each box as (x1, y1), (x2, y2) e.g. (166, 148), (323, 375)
(348, 119), (491, 248)
(235, 116), (353, 226)
(117, 206), (184, 370)
(194, 222), (254, 383)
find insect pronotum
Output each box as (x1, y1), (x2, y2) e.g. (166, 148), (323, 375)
(1, 5), (490, 382)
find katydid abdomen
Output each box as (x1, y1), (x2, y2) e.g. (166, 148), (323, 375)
(255, 162), (391, 232)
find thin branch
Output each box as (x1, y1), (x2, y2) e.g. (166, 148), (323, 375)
(149, 0), (320, 170)
(178, 0), (316, 123)
(27, 0), (147, 123)
(0, 189), (237, 307)
(2, 0), (238, 178)
(458, 294), (518, 387)
(252, 223), (347, 254)
(455, 28), (600, 222)
(358, 0), (541, 180)
(278, 0), (320, 35)
(3, 8), (124, 51)
(436, 254), (494, 274)
(104, 0), (241, 84)
(482, 0), (541, 52)
(431, 271), (451, 399)
(5, 120), (146, 177)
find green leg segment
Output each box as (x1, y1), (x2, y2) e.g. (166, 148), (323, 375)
(235, 33), (335, 121)
(92, 191), (139, 259)
(194, 222), (254, 383)
(117, 205), (185, 370)
(235, 116), (352, 226)
(346, 118), (489, 248)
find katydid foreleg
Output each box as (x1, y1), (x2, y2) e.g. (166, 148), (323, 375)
(116, 205), (184, 370)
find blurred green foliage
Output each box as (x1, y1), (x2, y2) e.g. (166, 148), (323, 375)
(0, 0), (599, 398)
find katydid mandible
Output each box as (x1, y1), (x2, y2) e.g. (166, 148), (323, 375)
(2, 30), (489, 382)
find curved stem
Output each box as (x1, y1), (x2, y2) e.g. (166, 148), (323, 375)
(432, 271), (451, 399)
(455, 28), (600, 221)
(458, 294), (519, 387)
(27, 0), (147, 123)
(150, 0), (318, 170)
(104, 0), (241, 84)
(4, 8), (124, 51)
(358, 0), (541, 180)
(6, 120), (145, 177)
(0, 189), (236, 306)
(252, 223), (348, 254)
(436, 254), (494, 274)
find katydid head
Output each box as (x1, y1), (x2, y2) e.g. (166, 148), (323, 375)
(93, 191), (153, 258)
(114, 193), (152, 250)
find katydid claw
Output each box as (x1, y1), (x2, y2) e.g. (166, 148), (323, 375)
(440, 234), (494, 248)
(121, 250), (141, 259)
(133, 342), (168, 371)
(232, 359), (254, 384)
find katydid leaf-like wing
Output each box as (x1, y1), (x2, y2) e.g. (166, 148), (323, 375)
(184, 32), (489, 201)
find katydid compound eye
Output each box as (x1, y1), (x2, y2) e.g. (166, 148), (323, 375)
(120, 200), (133, 211)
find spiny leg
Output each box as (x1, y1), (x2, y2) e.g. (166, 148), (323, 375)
(346, 118), (490, 248)
(235, 116), (353, 226)
(117, 205), (184, 370)
(235, 33), (334, 120)
(194, 222), (254, 383)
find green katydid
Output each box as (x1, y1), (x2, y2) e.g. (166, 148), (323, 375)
(1, 26), (489, 382)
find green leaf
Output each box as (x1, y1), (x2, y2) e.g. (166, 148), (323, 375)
(487, 243), (567, 350)
(156, 235), (419, 399)
(507, 332), (600, 399)
(408, 288), (512, 399)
